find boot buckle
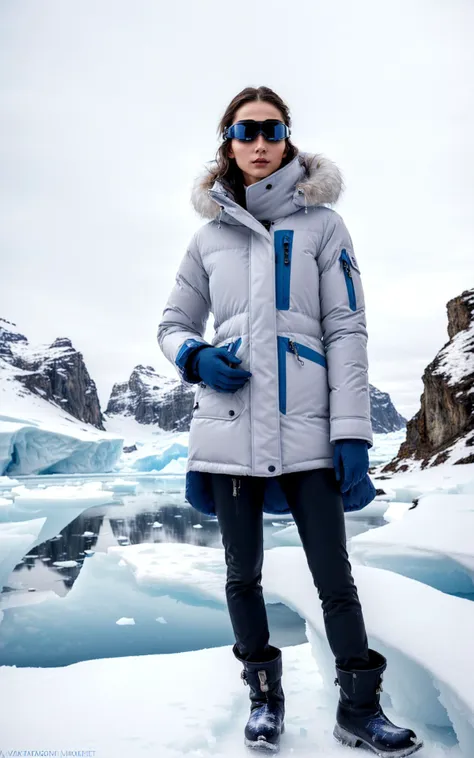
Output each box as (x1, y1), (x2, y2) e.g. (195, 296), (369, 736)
(258, 670), (269, 692)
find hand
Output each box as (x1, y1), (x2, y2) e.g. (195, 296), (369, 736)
(342, 475), (377, 512)
(333, 439), (369, 493)
(191, 346), (252, 393)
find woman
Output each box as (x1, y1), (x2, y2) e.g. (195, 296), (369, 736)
(157, 86), (422, 757)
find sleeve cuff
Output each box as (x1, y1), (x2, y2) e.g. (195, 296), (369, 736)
(175, 339), (211, 384)
(330, 418), (373, 448)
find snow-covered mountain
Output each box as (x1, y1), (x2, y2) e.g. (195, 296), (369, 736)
(0, 318), (123, 475)
(380, 288), (474, 473)
(0, 318), (104, 429)
(369, 385), (406, 433)
(105, 364), (194, 432)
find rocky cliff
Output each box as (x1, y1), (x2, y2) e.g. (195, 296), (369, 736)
(105, 364), (195, 432)
(380, 288), (474, 473)
(0, 318), (104, 430)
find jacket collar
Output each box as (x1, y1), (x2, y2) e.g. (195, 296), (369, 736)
(190, 151), (344, 226)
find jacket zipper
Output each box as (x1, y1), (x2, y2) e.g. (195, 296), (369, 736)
(288, 339), (304, 365)
(339, 249), (357, 311)
(283, 236), (290, 265)
(232, 477), (241, 498)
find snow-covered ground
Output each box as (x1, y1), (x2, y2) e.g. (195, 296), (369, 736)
(0, 418), (473, 756)
(0, 519), (473, 756)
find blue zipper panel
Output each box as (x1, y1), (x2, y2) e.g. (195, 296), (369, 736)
(277, 336), (327, 414)
(277, 336), (288, 414)
(339, 248), (357, 311)
(274, 230), (294, 310)
(222, 337), (242, 355)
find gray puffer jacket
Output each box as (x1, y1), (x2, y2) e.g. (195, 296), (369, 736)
(157, 150), (373, 515)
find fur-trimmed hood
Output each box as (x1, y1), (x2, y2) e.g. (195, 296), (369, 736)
(190, 151), (345, 221)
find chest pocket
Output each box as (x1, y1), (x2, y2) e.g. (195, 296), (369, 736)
(274, 230), (294, 310)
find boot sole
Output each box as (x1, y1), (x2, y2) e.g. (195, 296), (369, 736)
(244, 722), (285, 753)
(333, 723), (424, 757)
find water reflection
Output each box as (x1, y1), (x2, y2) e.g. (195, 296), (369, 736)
(6, 476), (387, 596)
(0, 475), (391, 667)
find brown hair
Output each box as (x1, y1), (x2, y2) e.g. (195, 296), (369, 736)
(213, 86), (299, 210)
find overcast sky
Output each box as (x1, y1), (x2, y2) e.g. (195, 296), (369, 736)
(1, 0), (472, 421)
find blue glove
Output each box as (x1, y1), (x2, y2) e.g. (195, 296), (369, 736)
(188, 346), (252, 393)
(333, 439), (369, 493)
(342, 474), (377, 512)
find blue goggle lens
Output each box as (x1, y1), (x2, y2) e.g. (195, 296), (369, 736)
(224, 120), (290, 142)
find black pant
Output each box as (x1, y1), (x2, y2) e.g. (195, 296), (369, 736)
(210, 467), (370, 669)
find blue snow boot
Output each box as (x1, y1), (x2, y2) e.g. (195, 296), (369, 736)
(233, 643), (285, 753)
(333, 649), (423, 757)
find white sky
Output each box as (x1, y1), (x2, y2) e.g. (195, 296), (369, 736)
(1, 0), (472, 420)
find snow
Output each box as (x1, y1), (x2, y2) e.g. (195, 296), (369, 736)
(0, 537), (473, 755)
(0, 380), (473, 754)
(104, 409), (189, 450)
(433, 305), (474, 386)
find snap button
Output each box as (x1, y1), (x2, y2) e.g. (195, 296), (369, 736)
(268, 465), (275, 472)
(229, 410), (235, 416)
(265, 183), (272, 190)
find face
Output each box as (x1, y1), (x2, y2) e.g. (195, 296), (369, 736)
(227, 101), (289, 187)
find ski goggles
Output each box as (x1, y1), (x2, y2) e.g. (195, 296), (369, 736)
(223, 119), (291, 142)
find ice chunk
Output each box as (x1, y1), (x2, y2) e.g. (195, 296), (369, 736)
(349, 494), (474, 594)
(0, 481), (122, 549)
(52, 560), (79, 568)
(106, 479), (139, 494)
(0, 517), (46, 591)
(0, 476), (20, 491)
(263, 547), (474, 755)
(0, 418), (123, 476)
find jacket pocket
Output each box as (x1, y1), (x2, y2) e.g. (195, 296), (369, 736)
(274, 230), (294, 310)
(277, 336), (329, 417)
(192, 337), (245, 420)
(339, 248), (360, 311)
